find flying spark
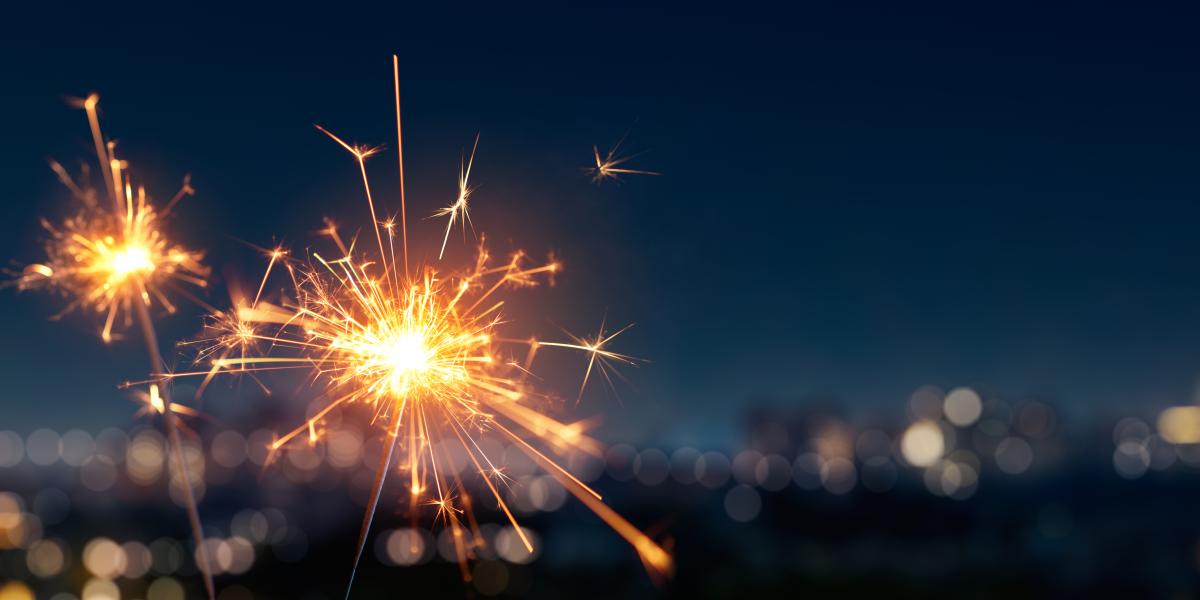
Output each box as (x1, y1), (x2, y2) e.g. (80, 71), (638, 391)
(540, 319), (641, 403)
(587, 132), (660, 184)
(175, 56), (672, 594)
(14, 100), (210, 342)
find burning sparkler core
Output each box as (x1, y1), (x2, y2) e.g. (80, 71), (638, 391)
(109, 244), (154, 277)
(381, 332), (433, 377)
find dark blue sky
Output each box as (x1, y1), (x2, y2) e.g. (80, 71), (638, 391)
(3, 4), (1200, 445)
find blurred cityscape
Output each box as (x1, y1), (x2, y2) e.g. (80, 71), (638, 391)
(3, 384), (1200, 599)
(5, 3), (1200, 599)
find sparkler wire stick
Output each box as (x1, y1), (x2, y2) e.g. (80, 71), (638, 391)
(133, 300), (216, 600)
(347, 408), (404, 598)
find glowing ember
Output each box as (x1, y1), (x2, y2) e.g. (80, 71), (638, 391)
(14, 94), (208, 343)
(587, 132), (660, 185)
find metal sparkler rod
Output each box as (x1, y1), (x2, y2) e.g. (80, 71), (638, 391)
(133, 300), (216, 600)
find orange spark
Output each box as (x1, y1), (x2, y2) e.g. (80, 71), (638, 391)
(587, 132), (660, 184)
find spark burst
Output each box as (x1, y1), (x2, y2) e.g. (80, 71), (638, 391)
(13, 94), (216, 600)
(587, 132), (660, 184)
(15, 96), (209, 343)
(177, 56), (672, 593)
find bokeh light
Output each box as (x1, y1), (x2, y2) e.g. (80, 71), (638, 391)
(901, 420), (945, 467)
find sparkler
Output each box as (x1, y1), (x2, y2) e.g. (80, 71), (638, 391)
(177, 56), (672, 594)
(13, 95), (216, 600)
(587, 132), (660, 184)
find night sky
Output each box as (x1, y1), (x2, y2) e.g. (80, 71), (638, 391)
(4, 3), (1200, 447)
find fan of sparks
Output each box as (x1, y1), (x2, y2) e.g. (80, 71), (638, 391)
(178, 56), (672, 587)
(14, 94), (208, 343)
